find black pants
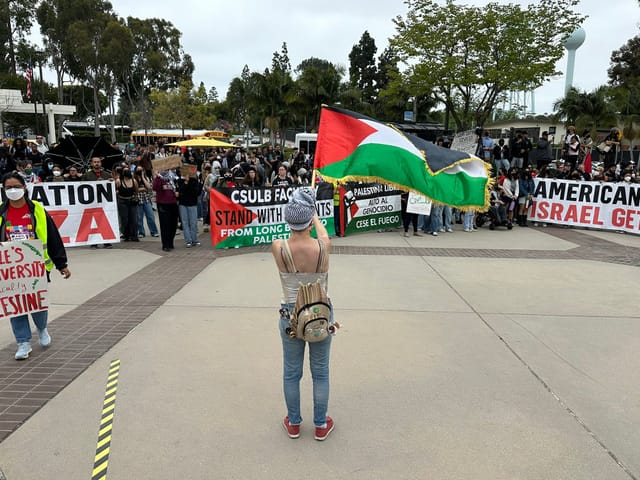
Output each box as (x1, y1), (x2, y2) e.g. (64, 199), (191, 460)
(118, 201), (139, 241)
(403, 212), (418, 232)
(158, 203), (179, 249)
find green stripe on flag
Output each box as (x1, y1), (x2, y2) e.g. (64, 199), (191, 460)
(318, 143), (487, 208)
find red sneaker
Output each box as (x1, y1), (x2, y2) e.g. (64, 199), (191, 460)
(314, 416), (334, 441)
(283, 416), (300, 439)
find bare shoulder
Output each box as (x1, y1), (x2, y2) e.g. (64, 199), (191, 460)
(271, 239), (283, 257)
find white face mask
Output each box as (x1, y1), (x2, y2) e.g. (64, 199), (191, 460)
(5, 187), (25, 201)
(53, 170), (62, 177)
(624, 176), (631, 182)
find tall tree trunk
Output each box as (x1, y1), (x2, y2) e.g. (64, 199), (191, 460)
(93, 81), (101, 136)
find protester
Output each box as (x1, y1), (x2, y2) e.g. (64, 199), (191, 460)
(0, 172), (71, 360)
(534, 132), (553, 171)
(271, 188), (335, 441)
(153, 170), (179, 252)
(135, 167), (159, 238)
(44, 164), (65, 182)
(115, 167), (139, 242)
(64, 165), (84, 181)
(176, 172), (200, 247)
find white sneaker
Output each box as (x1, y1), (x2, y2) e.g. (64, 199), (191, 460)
(38, 328), (51, 347)
(15, 342), (32, 360)
(446, 228), (453, 233)
(431, 231), (438, 236)
(439, 228), (445, 233)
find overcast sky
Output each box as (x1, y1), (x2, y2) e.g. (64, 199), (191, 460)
(52, 0), (640, 120)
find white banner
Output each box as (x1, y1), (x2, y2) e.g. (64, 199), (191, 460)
(406, 191), (432, 216)
(530, 178), (640, 234)
(14, 181), (120, 247)
(450, 130), (479, 157)
(0, 239), (48, 320)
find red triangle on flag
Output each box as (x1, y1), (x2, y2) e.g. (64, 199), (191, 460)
(210, 189), (255, 246)
(315, 107), (377, 169)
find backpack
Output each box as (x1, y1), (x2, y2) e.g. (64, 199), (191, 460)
(280, 239), (332, 343)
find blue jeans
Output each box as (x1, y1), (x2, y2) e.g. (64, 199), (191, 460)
(138, 200), (158, 236)
(464, 210), (475, 230)
(179, 205), (198, 244)
(430, 204), (443, 232)
(279, 304), (332, 426)
(10, 310), (48, 343)
(443, 206), (452, 230)
(417, 214), (430, 232)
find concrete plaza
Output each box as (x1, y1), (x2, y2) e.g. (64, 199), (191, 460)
(0, 225), (639, 480)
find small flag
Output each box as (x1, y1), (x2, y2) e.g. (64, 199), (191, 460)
(25, 63), (33, 100)
(314, 106), (490, 209)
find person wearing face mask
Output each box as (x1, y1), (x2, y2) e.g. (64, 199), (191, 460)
(45, 164), (65, 182)
(39, 159), (57, 182)
(16, 160), (40, 184)
(0, 172), (71, 360)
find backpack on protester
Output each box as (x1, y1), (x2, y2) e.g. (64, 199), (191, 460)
(280, 239), (334, 343)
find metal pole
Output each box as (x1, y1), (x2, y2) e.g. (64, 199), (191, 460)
(38, 60), (49, 140)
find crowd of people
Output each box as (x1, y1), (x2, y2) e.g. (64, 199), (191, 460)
(0, 136), (317, 251)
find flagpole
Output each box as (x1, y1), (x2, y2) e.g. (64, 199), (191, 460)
(38, 59), (49, 141)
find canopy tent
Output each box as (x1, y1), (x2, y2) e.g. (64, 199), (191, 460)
(46, 136), (124, 171)
(165, 137), (237, 148)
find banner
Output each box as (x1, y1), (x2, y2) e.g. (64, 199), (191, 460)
(340, 182), (403, 235)
(0, 240), (48, 320)
(1, 181), (120, 247)
(530, 178), (640, 233)
(210, 183), (334, 249)
(406, 191), (432, 216)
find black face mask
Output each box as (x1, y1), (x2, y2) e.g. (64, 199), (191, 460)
(123, 170), (132, 178)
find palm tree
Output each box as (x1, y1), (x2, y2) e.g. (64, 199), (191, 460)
(553, 86), (618, 131)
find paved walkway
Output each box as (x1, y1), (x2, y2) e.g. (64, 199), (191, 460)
(0, 225), (639, 480)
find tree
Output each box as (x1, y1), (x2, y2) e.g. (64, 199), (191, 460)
(608, 34), (640, 116)
(349, 31), (378, 105)
(391, 0), (585, 130)
(294, 57), (344, 129)
(119, 17), (193, 129)
(0, 0), (37, 74)
(553, 86), (618, 131)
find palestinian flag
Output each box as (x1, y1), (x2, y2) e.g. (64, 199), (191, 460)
(314, 106), (490, 209)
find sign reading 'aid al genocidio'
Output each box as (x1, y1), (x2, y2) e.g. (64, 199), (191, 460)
(339, 182), (403, 235)
(1, 181), (119, 247)
(210, 183), (334, 249)
(530, 178), (640, 233)
(0, 240), (48, 320)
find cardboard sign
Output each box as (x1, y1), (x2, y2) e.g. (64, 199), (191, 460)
(151, 154), (182, 172)
(407, 191), (432, 215)
(181, 164), (197, 177)
(0, 239), (48, 320)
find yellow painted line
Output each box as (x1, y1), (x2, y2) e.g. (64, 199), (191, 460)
(91, 360), (120, 480)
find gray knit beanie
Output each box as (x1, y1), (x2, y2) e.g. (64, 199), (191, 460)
(285, 187), (316, 231)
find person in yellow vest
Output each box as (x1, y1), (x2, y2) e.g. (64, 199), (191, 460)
(0, 172), (71, 360)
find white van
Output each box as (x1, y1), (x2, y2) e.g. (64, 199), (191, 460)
(295, 132), (317, 157)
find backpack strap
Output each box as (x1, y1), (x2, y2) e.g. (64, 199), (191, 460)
(280, 240), (297, 273)
(316, 239), (328, 273)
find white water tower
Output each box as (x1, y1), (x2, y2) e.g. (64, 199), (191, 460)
(563, 27), (586, 94)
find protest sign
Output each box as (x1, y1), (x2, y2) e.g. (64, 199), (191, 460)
(151, 155), (182, 172)
(339, 182), (403, 234)
(0, 240), (48, 320)
(406, 191), (432, 216)
(180, 164), (197, 177)
(530, 178), (640, 233)
(210, 183), (334, 248)
(450, 130), (479, 157)
(1, 181), (120, 247)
